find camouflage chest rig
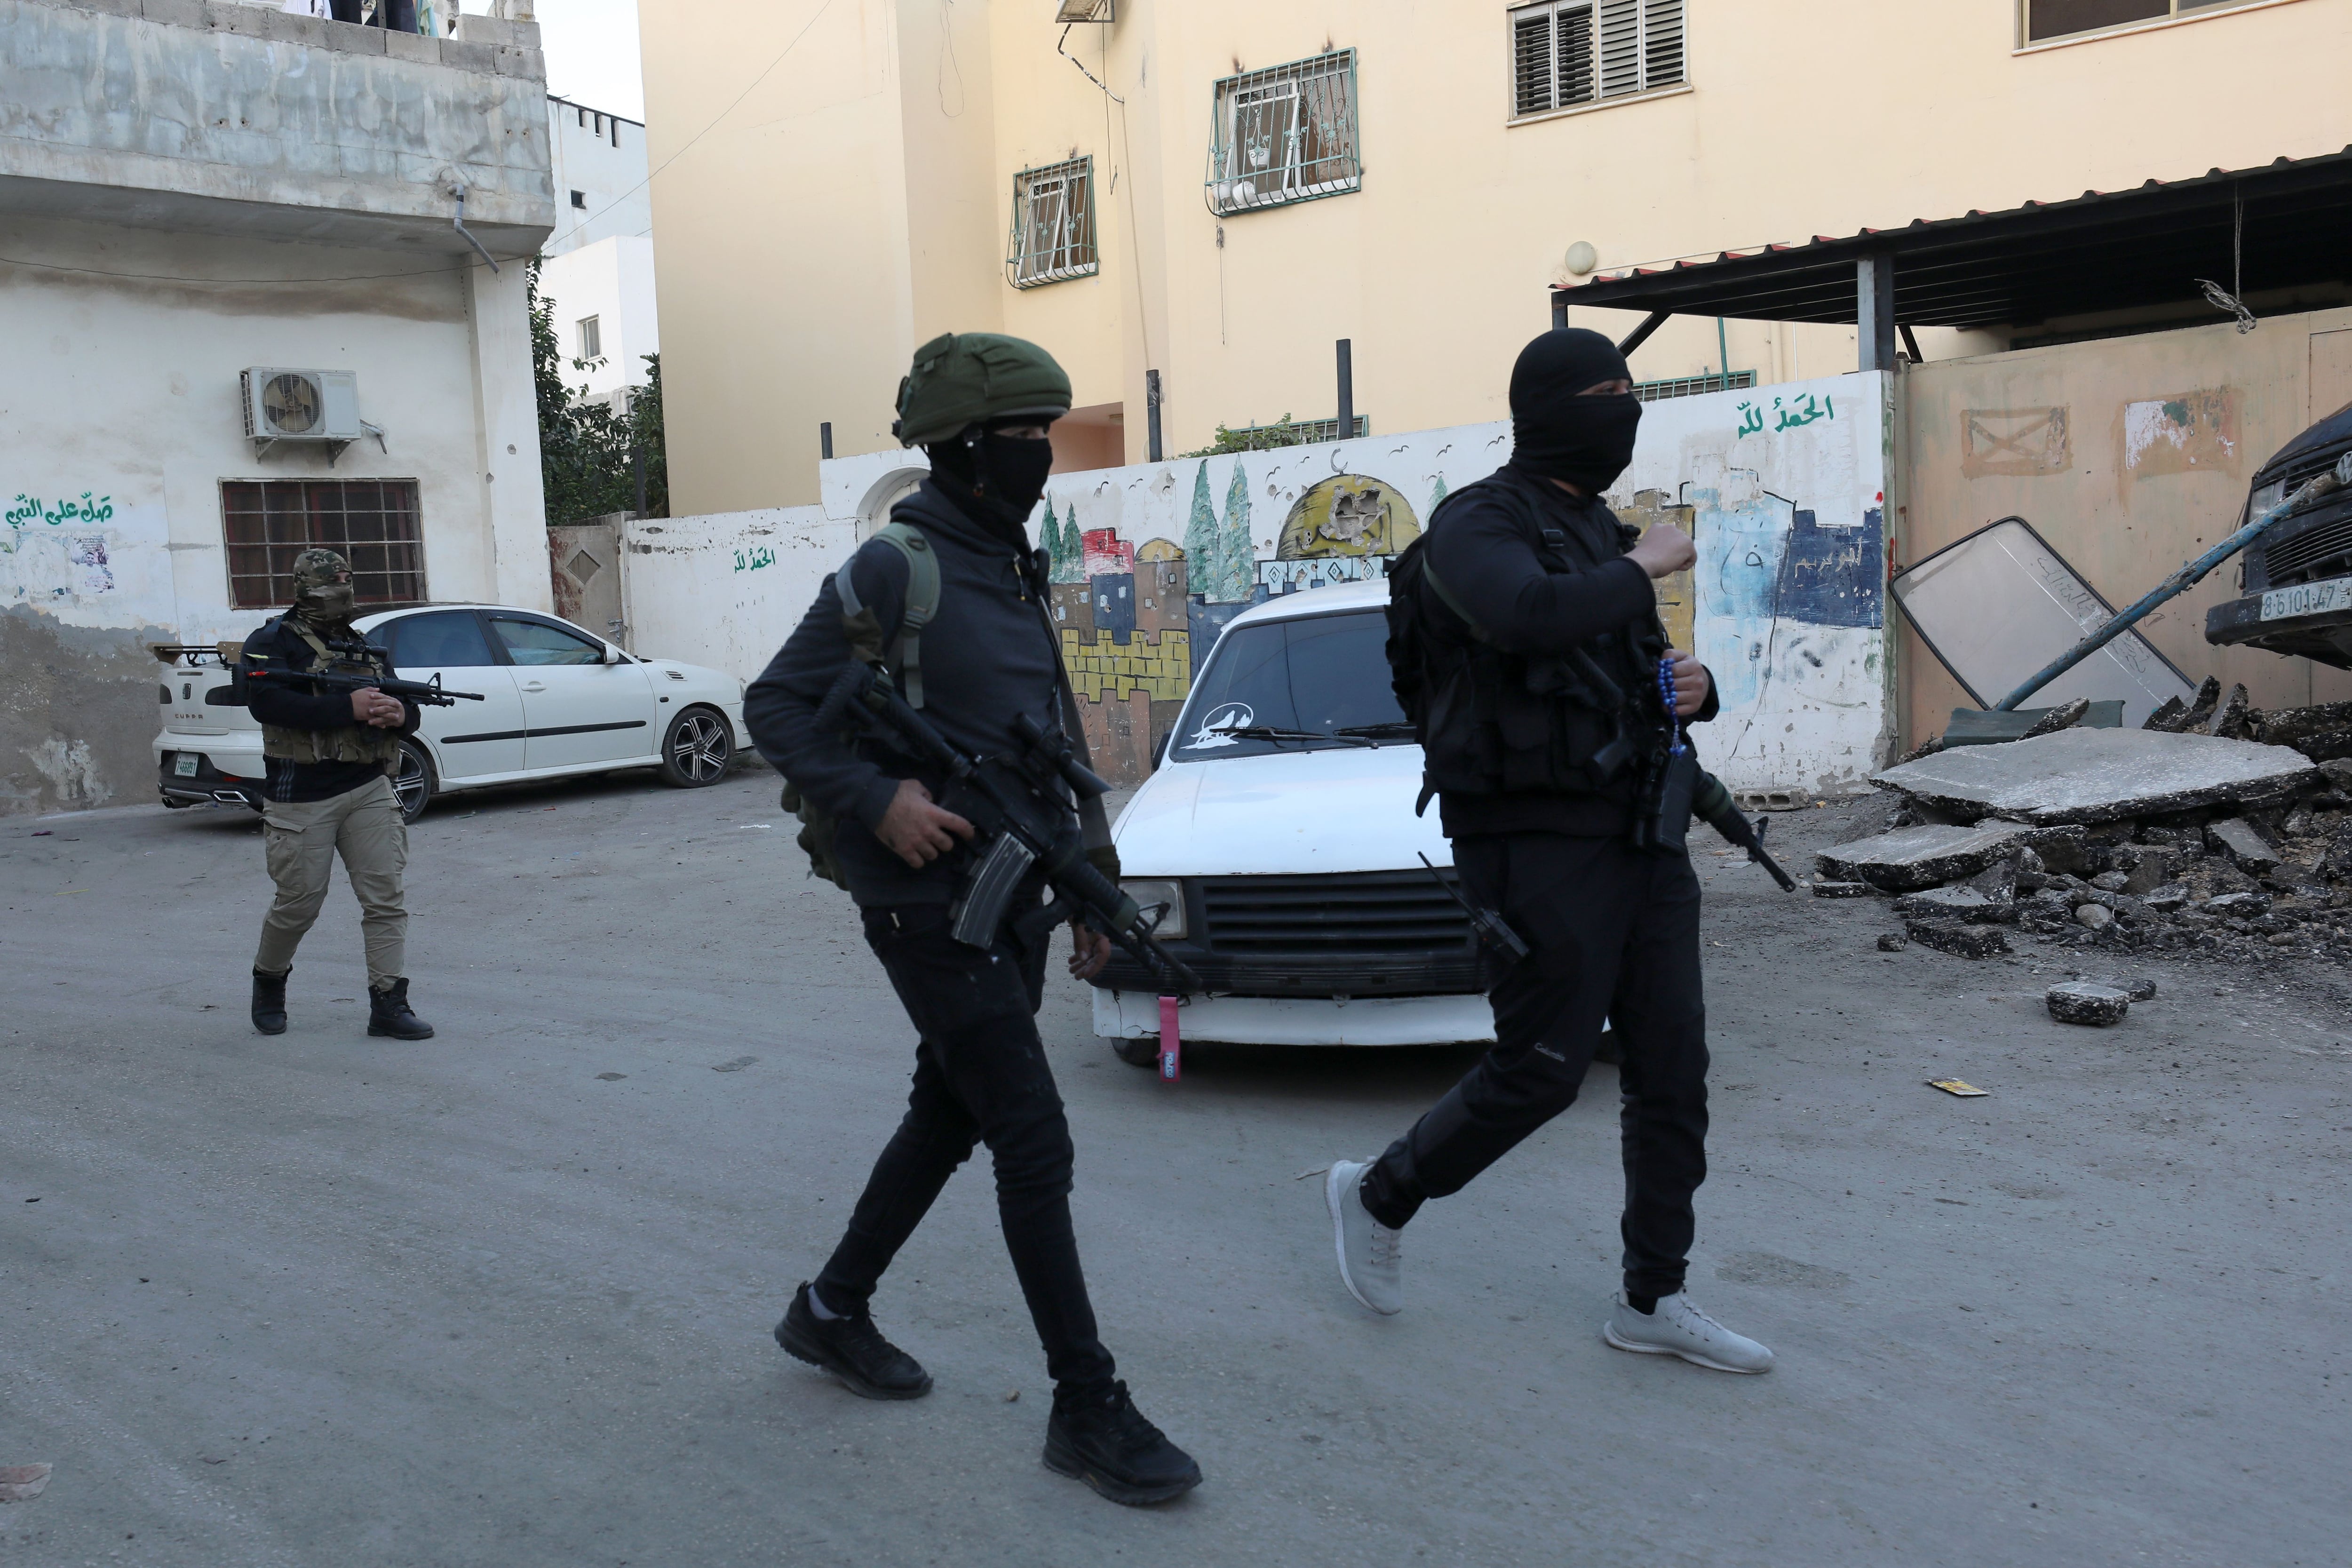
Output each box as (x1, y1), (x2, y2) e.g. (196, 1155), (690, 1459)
(255, 618), (409, 772)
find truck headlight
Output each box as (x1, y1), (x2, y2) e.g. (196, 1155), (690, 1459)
(2250, 479), (2285, 519)
(1120, 879), (1186, 940)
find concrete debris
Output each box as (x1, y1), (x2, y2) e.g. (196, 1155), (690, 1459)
(2202, 891), (2270, 915)
(2146, 677), (2221, 733)
(1895, 886), (2016, 924)
(1871, 728), (2319, 827)
(2206, 684), (2254, 740)
(2121, 849), (2179, 894)
(1877, 932), (1908, 952)
(2089, 870), (2130, 891)
(2120, 977), (2159, 1000)
(2262, 701), (2352, 763)
(2205, 817), (2280, 873)
(2021, 697), (2094, 739)
(1811, 880), (1879, 898)
(1903, 917), (2011, 959)
(2142, 883), (2192, 913)
(2046, 981), (2130, 1026)
(2075, 904), (2114, 930)
(0, 1464), (49, 1503)
(1815, 822), (2081, 891)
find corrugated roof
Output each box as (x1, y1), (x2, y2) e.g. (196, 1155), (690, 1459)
(1550, 148), (2352, 330)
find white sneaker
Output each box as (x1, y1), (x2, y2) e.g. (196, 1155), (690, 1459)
(1602, 1291), (1774, 1373)
(1324, 1159), (1403, 1315)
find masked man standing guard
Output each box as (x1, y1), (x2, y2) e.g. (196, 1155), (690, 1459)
(1319, 328), (1774, 1374)
(744, 334), (1201, 1506)
(243, 549), (433, 1042)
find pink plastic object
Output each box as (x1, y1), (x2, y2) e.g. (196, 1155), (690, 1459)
(1158, 995), (1181, 1082)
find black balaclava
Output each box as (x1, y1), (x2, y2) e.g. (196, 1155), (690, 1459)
(926, 422), (1057, 545)
(1507, 328), (1642, 494)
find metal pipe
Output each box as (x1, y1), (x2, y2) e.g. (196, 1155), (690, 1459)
(1994, 453), (2352, 711)
(1146, 369), (1164, 462)
(820, 421), (834, 460)
(1335, 339), (1353, 441)
(449, 187), (500, 273)
(1616, 310), (1669, 358)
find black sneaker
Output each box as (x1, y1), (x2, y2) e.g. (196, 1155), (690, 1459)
(774, 1282), (932, 1400)
(1043, 1381), (1202, 1506)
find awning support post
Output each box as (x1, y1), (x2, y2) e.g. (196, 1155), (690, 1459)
(1858, 252), (1897, 372)
(1550, 291), (1569, 332)
(1616, 310), (1670, 358)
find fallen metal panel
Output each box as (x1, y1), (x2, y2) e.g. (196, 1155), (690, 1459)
(1891, 516), (2193, 729)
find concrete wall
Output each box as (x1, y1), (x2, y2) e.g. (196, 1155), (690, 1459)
(632, 374), (1893, 793)
(638, 0), (2352, 515)
(545, 95), (650, 258)
(536, 234), (659, 397)
(1898, 307), (2352, 747)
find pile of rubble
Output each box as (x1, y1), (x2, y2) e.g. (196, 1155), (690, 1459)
(1815, 693), (2352, 966)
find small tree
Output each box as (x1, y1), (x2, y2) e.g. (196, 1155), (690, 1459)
(529, 258), (669, 525)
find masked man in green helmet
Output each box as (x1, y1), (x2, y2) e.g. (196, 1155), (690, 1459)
(241, 548), (433, 1042)
(744, 334), (1201, 1506)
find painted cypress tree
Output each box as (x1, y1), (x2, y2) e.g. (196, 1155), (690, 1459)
(1180, 462), (1217, 593)
(1429, 475), (1449, 514)
(1219, 459), (1255, 600)
(1059, 507), (1086, 583)
(1040, 497), (1063, 578)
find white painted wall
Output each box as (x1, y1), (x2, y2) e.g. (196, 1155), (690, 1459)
(633, 374), (1893, 793)
(546, 95), (650, 259)
(536, 234), (660, 398)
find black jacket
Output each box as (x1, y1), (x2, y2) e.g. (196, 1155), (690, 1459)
(745, 481), (1065, 907)
(1419, 462), (1718, 839)
(241, 614), (410, 804)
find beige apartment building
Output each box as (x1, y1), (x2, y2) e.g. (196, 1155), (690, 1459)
(638, 0), (2350, 516)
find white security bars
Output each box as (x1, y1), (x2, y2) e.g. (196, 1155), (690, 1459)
(1510, 0), (1684, 118)
(1205, 50), (1361, 215)
(1007, 156), (1099, 288)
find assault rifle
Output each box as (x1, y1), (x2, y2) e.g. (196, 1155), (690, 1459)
(239, 653), (486, 707)
(1692, 771), (1799, 891)
(813, 661), (1203, 995)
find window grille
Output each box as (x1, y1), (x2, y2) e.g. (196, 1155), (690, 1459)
(1205, 51), (1361, 216)
(1007, 157), (1099, 287)
(220, 480), (425, 610)
(1632, 370), (1754, 403)
(578, 316), (601, 360)
(2021, 0), (2243, 43)
(1510, 0), (1682, 118)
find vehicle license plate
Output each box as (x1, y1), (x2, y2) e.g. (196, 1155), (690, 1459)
(175, 754), (199, 777)
(2262, 576), (2352, 621)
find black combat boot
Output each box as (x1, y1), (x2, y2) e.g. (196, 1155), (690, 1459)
(1043, 1380), (1202, 1505)
(774, 1282), (933, 1400)
(366, 978), (434, 1040)
(251, 967), (289, 1035)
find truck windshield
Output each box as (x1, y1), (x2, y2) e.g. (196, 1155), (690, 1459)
(1171, 609), (1409, 761)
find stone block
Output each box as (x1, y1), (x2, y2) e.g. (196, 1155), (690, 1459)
(1872, 728), (2319, 827)
(141, 0), (206, 25)
(494, 44), (546, 79)
(2205, 818), (2280, 874)
(259, 5), (332, 44)
(2047, 982), (2129, 1026)
(439, 37), (495, 71)
(1816, 822), (2079, 892)
(207, 0), (270, 35)
(1903, 918), (2010, 959)
(384, 27), (439, 62)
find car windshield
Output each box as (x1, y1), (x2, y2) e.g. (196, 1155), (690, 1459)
(1170, 608), (1408, 761)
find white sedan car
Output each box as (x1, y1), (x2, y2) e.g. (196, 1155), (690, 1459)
(154, 603), (749, 820)
(1090, 580), (1497, 1060)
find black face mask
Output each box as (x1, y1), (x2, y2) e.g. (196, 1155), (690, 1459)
(929, 428), (1056, 541)
(1506, 327), (1642, 493)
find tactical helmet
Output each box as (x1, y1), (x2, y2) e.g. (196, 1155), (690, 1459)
(892, 332), (1072, 447)
(292, 548), (351, 589)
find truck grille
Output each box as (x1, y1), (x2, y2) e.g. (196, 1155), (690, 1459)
(2260, 512), (2352, 589)
(1199, 871), (1475, 958)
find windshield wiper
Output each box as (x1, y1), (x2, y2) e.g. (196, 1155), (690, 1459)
(1333, 721), (1416, 740)
(1211, 724), (1375, 748)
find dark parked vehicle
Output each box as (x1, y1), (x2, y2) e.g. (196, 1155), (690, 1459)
(2206, 399), (2352, 669)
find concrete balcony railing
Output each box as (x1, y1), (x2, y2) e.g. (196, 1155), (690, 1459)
(0, 0), (556, 256)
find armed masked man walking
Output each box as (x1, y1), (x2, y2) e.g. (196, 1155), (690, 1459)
(243, 549), (432, 1042)
(1320, 328), (1773, 1374)
(744, 334), (1201, 1506)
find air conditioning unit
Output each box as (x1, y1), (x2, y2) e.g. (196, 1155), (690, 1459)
(241, 368), (370, 461)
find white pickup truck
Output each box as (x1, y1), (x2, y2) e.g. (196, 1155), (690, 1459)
(1091, 581), (1496, 1060)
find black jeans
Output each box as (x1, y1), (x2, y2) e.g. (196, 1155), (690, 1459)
(814, 903), (1116, 1394)
(1363, 832), (1710, 1299)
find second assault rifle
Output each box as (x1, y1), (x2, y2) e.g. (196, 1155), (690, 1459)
(238, 651), (486, 708)
(1692, 770), (1799, 891)
(813, 661), (1203, 995)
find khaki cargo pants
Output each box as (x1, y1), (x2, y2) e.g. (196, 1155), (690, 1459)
(254, 774), (408, 988)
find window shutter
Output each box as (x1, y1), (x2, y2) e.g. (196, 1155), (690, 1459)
(1559, 3), (1596, 105)
(1512, 8), (1555, 116)
(1597, 0), (1641, 98)
(1642, 0), (1685, 88)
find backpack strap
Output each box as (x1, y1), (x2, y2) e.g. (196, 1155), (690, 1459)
(835, 521), (943, 708)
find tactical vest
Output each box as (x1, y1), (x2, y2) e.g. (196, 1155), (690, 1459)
(257, 617), (405, 770)
(1387, 470), (1666, 810)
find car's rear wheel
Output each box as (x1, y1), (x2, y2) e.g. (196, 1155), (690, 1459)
(659, 706), (733, 787)
(392, 739), (435, 822)
(1111, 1036), (1159, 1067)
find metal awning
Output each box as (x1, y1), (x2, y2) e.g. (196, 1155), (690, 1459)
(1551, 147), (2352, 339)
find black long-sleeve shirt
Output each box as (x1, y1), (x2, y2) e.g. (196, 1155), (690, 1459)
(242, 615), (409, 804)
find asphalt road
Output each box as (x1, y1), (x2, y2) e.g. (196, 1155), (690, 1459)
(3, 770), (2346, 1567)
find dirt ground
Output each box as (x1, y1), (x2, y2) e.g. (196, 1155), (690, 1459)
(2, 773), (2347, 1567)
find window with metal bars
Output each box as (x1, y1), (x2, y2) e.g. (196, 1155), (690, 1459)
(1204, 50), (1361, 216)
(220, 480), (425, 610)
(2021, 0), (2249, 43)
(1006, 157), (1099, 288)
(1510, 0), (1683, 118)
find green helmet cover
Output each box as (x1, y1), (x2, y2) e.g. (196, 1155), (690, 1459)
(892, 332), (1073, 446)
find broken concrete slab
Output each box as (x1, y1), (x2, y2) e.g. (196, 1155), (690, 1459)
(1811, 880), (1880, 898)
(2202, 891), (2271, 916)
(1894, 886), (2017, 924)
(1871, 728), (2319, 827)
(2121, 849), (2180, 895)
(2205, 818), (2280, 874)
(1814, 822), (2082, 892)
(1903, 917), (2011, 959)
(2259, 700), (2352, 763)
(2047, 982), (2130, 1026)
(2142, 883), (2192, 913)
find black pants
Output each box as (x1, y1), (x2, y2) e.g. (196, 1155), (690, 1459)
(814, 904), (1116, 1393)
(1363, 832), (1710, 1299)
